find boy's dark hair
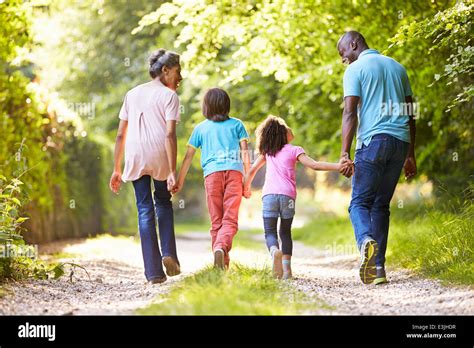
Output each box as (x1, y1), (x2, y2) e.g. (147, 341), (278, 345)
(256, 115), (291, 157)
(202, 88), (230, 122)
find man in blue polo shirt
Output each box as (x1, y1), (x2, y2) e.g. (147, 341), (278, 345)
(337, 31), (417, 285)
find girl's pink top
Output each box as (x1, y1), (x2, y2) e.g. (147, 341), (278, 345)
(262, 144), (305, 200)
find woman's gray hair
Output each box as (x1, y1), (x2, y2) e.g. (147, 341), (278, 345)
(149, 49), (180, 78)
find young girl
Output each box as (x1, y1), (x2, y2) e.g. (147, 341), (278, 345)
(173, 88), (250, 269)
(243, 115), (349, 279)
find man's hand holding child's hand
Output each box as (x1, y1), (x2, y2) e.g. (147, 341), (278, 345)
(339, 154), (354, 178)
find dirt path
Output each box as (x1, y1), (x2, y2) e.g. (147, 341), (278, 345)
(0, 234), (210, 315)
(290, 240), (474, 315)
(0, 232), (473, 315)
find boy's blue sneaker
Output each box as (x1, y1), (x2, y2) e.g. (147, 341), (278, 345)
(359, 238), (378, 284)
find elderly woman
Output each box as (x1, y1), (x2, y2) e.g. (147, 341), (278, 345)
(110, 49), (182, 284)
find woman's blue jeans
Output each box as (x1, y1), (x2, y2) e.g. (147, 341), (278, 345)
(349, 134), (409, 268)
(132, 175), (179, 281)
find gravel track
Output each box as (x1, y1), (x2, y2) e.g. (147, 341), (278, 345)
(0, 233), (472, 315)
(290, 240), (474, 315)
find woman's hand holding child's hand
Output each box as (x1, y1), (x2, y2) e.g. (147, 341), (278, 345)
(170, 181), (182, 195)
(167, 172), (177, 192)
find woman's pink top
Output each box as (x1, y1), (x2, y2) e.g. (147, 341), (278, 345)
(119, 79), (180, 182)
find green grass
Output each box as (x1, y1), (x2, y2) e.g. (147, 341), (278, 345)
(174, 220), (210, 234)
(292, 201), (474, 286)
(389, 202), (473, 285)
(292, 214), (355, 249)
(137, 264), (326, 315)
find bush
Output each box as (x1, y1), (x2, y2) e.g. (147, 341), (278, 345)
(0, 174), (64, 281)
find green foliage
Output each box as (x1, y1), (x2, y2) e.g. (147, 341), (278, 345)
(0, 255), (87, 282)
(390, 1), (473, 111)
(4, 258), (61, 281)
(8, 0), (470, 246)
(0, 175), (28, 243)
(1, 0), (117, 247)
(0, 171), (30, 280)
(134, 0), (471, 189)
(1, 0), (72, 215)
(0, 172), (68, 281)
(1, 0), (67, 212)
(388, 1), (473, 190)
(34, 0), (169, 135)
(137, 264), (323, 315)
(0, 0), (31, 63)
(34, 0), (214, 222)
(389, 187), (474, 285)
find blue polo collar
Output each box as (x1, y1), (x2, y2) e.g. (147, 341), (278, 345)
(359, 49), (379, 58)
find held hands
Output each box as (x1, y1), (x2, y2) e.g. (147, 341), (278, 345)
(170, 181), (182, 195)
(109, 171), (122, 194)
(167, 171), (177, 193)
(242, 179), (251, 199)
(168, 171), (183, 195)
(339, 153), (354, 178)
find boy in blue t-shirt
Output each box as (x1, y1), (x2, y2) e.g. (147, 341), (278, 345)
(173, 88), (250, 269)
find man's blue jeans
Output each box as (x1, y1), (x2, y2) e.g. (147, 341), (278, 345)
(132, 175), (179, 281)
(349, 134), (409, 268)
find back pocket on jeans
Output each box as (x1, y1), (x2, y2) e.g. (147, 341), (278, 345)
(360, 138), (388, 163)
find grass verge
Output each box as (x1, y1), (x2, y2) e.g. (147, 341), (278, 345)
(137, 264), (324, 315)
(174, 220), (209, 235)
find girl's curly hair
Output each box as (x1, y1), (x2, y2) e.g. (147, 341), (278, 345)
(255, 115), (292, 157)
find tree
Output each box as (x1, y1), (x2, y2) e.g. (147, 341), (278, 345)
(388, 1), (473, 190)
(134, 0), (472, 192)
(1, 0), (109, 242)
